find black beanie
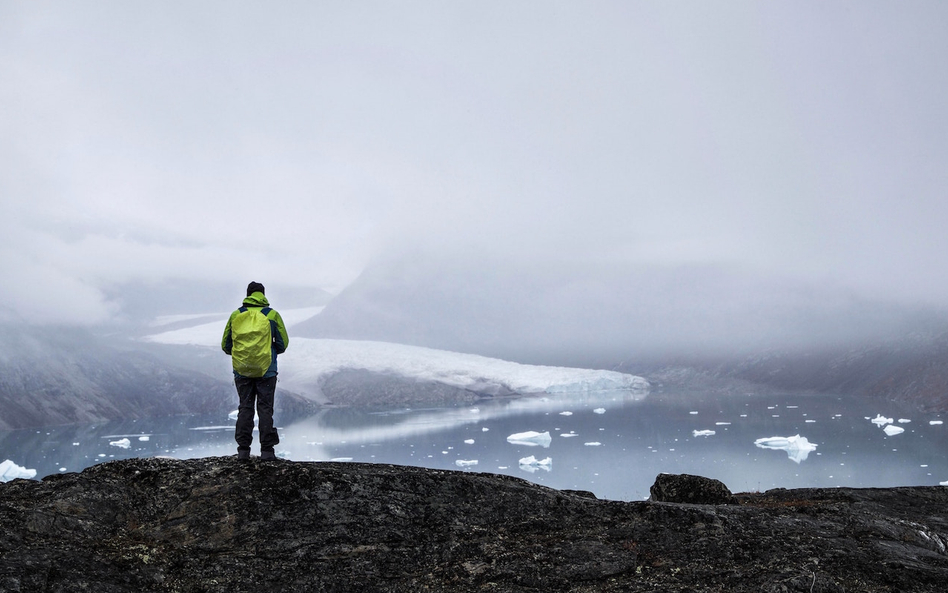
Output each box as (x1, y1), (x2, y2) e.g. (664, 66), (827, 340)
(246, 281), (265, 296)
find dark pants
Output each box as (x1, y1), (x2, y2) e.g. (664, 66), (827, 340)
(234, 375), (279, 452)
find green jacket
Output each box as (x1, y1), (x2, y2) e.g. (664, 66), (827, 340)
(221, 292), (289, 378)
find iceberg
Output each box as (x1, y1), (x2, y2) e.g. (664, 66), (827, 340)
(455, 459), (478, 467)
(871, 415), (893, 427)
(693, 430), (716, 437)
(109, 438), (131, 449)
(507, 431), (552, 447)
(0, 459), (37, 482)
(754, 435), (818, 463)
(584, 442), (602, 446)
(518, 455), (552, 473)
(593, 408), (606, 414)
(883, 425), (905, 436)
(931, 420), (944, 426)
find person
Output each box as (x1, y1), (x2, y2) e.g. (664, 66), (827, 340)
(221, 281), (289, 460)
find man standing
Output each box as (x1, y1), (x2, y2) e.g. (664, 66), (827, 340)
(221, 281), (289, 460)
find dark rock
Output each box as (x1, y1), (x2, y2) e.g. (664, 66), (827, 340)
(649, 472), (737, 504)
(1, 457), (947, 592)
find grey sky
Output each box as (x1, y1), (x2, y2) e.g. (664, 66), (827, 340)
(2, 1), (947, 324)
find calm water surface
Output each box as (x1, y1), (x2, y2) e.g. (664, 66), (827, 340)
(2, 389), (946, 501)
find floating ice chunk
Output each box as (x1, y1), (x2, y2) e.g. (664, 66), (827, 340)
(228, 410), (238, 420)
(0, 459), (37, 482)
(941, 481), (948, 486)
(584, 442), (602, 446)
(715, 422), (731, 426)
(455, 459), (478, 467)
(693, 430), (716, 437)
(518, 455), (552, 473)
(109, 438), (131, 449)
(139, 436), (150, 441)
(754, 435), (818, 463)
(871, 415), (893, 426)
(330, 457), (353, 462)
(883, 425), (905, 436)
(559, 411), (573, 416)
(482, 427), (490, 431)
(689, 411), (698, 415)
(464, 439), (475, 444)
(898, 419), (911, 424)
(931, 420), (944, 426)
(507, 431), (552, 447)
(593, 408), (606, 414)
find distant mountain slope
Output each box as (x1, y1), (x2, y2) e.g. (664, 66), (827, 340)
(293, 254), (948, 411)
(719, 332), (948, 412)
(293, 255), (942, 364)
(0, 324), (314, 430)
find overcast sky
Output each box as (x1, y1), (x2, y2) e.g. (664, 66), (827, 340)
(2, 1), (947, 324)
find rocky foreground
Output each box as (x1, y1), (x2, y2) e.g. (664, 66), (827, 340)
(1, 458), (947, 592)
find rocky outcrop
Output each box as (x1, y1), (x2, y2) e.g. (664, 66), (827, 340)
(2, 458), (947, 592)
(649, 473), (737, 505)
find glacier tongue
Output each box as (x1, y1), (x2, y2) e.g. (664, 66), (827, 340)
(279, 338), (649, 401)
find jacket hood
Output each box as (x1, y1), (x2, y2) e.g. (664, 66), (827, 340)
(242, 292), (270, 307)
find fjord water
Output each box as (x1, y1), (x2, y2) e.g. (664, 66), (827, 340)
(3, 390), (946, 501)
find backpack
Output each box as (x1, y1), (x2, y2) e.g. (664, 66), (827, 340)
(230, 306), (273, 378)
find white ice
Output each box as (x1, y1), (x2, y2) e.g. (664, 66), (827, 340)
(109, 438), (131, 449)
(931, 420), (944, 425)
(150, 329), (650, 400)
(693, 430), (716, 437)
(871, 414), (894, 426)
(455, 459), (478, 467)
(883, 425), (905, 436)
(507, 431), (552, 447)
(754, 435), (818, 463)
(518, 455), (552, 473)
(0, 459), (36, 482)
(584, 442), (602, 446)
(593, 408), (606, 414)
(559, 411), (573, 416)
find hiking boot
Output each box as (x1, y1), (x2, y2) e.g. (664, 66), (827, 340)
(237, 449), (251, 461)
(261, 450), (277, 461)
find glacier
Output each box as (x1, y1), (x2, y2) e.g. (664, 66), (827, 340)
(143, 313), (649, 405)
(279, 338), (649, 402)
